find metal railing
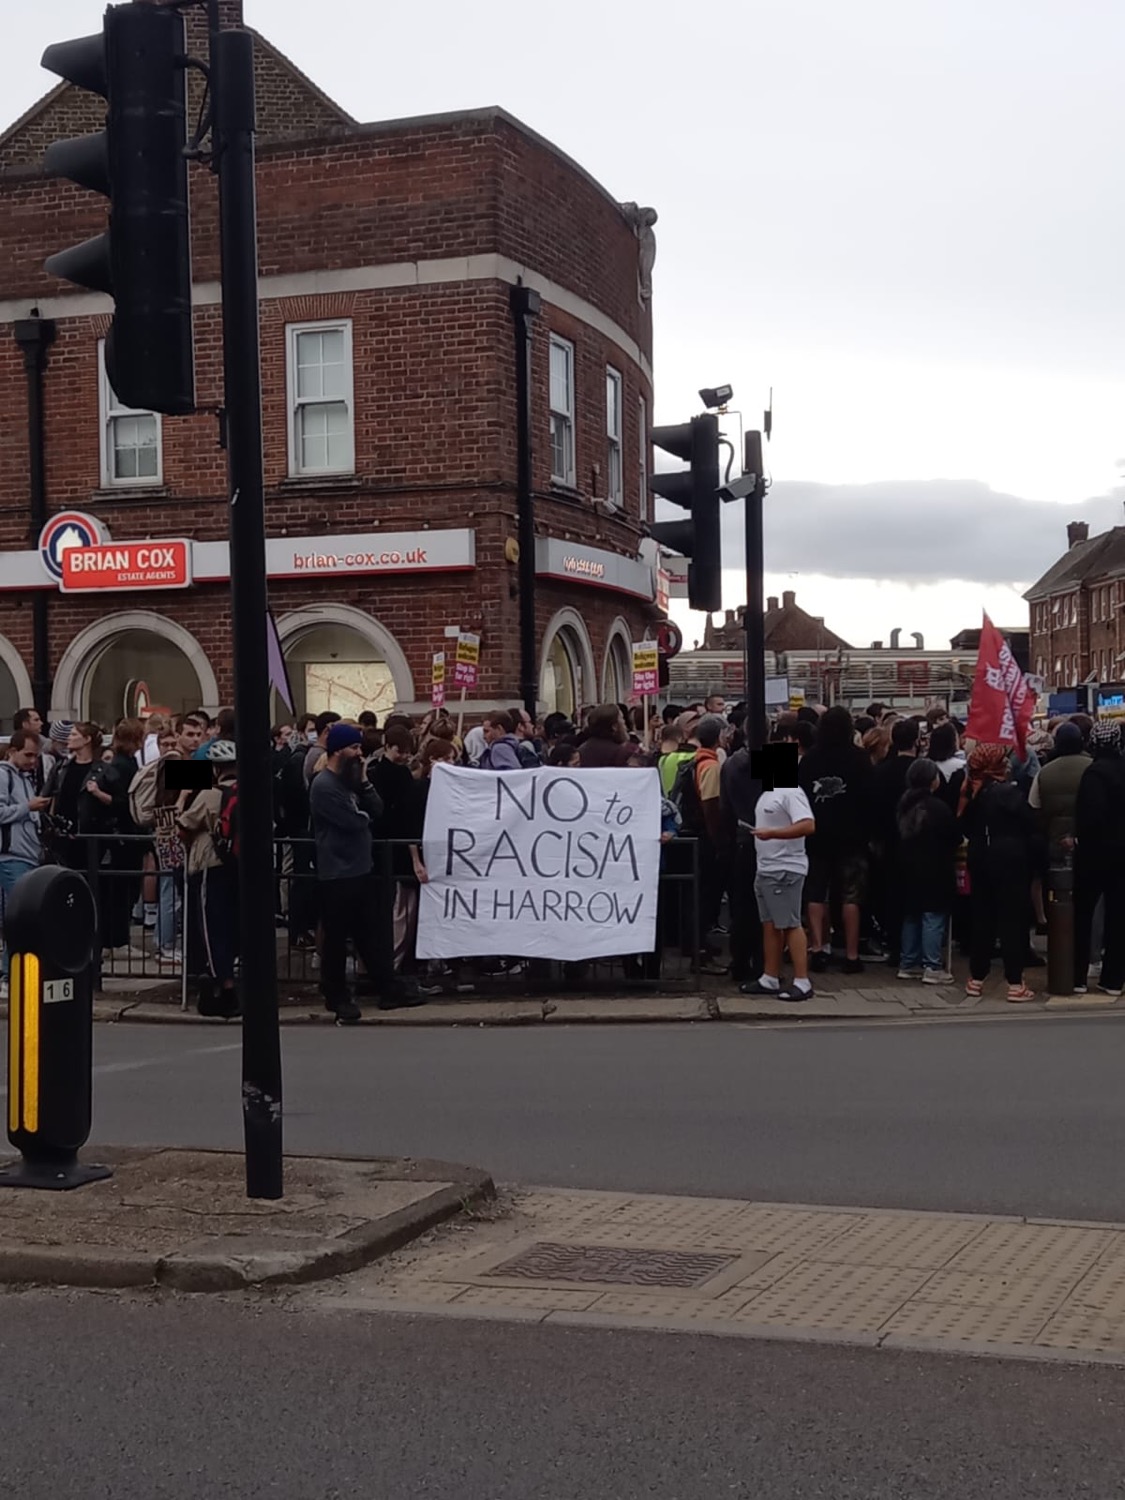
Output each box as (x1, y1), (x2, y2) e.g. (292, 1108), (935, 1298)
(56, 833), (704, 1001)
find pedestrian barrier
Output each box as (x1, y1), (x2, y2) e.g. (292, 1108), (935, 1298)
(63, 834), (705, 1001)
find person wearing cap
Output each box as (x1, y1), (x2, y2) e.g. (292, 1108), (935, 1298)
(177, 739), (241, 1019)
(1073, 720), (1125, 996)
(310, 723), (421, 1022)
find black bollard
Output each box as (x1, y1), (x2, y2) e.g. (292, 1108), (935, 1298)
(1046, 855), (1075, 998)
(2, 865), (111, 1190)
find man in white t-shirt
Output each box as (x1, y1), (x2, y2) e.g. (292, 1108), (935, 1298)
(740, 778), (816, 1002)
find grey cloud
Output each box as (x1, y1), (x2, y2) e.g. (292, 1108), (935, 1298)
(692, 480), (1125, 586)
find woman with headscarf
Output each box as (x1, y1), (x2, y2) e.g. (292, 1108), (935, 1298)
(959, 743), (1040, 1001)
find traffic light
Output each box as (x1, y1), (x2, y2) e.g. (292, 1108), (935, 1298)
(42, 3), (195, 416)
(649, 413), (721, 613)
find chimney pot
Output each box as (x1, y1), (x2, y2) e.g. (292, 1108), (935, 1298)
(782, 590), (796, 608)
(871, 641), (883, 650)
(767, 596), (778, 612)
(1068, 521), (1089, 548)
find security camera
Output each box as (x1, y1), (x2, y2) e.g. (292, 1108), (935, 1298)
(699, 384), (733, 410)
(718, 473), (761, 503)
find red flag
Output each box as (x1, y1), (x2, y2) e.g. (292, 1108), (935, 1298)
(965, 613), (1035, 754)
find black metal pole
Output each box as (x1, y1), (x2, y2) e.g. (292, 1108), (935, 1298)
(14, 316), (57, 720)
(743, 430), (767, 749)
(215, 27), (282, 1200)
(511, 283), (541, 720)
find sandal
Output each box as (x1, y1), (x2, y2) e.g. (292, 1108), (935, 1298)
(965, 979), (983, 998)
(1007, 983), (1036, 1003)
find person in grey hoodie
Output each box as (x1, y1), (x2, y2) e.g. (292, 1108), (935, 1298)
(0, 730), (50, 995)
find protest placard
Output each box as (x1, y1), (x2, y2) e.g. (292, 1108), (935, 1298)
(416, 765), (661, 961)
(632, 641), (659, 696)
(452, 631), (481, 688)
(431, 651), (445, 708)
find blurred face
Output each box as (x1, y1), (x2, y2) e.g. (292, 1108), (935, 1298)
(428, 748), (456, 777)
(10, 742), (38, 773)
(159, 732), (179, 757)
(22, 711), (42, 734)
(484, 721), (504, 744)
(67, 726), (91, 756)
(705, 697), (725, 716)
(385, 741), (408, 763)
(516, 713), (534, 739)
(179, 719), (205, 755)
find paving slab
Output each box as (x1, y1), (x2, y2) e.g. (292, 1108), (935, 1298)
(0, 1147), (493, 1291)
(303, 1185), (1125, 1366)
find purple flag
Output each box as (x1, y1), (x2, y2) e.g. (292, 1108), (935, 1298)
(266, 607), (294, 712)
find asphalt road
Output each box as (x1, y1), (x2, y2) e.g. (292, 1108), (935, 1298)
(7, 1013), (1125, 1221)
(1, 1291), (1122, 1499)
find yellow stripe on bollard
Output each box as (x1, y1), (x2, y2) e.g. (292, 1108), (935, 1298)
(6, 955), (19, 1136)
(21, 954), (40, 1135)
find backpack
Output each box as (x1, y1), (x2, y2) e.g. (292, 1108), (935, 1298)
(669, 755), (704, 835)
(516, 741), (541, 769)
(214, 781), (239, 865)
(129, 760), (160, 831)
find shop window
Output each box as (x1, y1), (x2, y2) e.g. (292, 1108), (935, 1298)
(549, 335), (575, 487)
(287, 321), (355, 476)
(99, 341), (161, 487)
(605, 366), (623, 506)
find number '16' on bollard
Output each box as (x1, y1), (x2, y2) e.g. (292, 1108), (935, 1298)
(2, 865), (111, 1191)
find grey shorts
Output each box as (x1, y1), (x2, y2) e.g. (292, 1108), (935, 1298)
(754, 870), (805, 930)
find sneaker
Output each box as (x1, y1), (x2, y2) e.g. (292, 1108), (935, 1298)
(143, 904), (157, 929)
(198, 989), (242, 1020)
(1073, 985), (1088, 995)
(332, 998), (362, 1025)
(842, 957), (864, 976)
(739, 979), (782, 996)
(897, 967), (924, 981)
(809, 950), (831, 974)
(922, 969), (955, 985)
(1098, 983), (1124, 998)
(777, 983), (814, 1002)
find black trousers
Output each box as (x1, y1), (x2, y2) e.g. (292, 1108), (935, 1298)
(968, 864), (1029, 984)
(1075, 857), (1125, 991)
(319, 873), (393, 1005)
(100, 839), (145, 951)
(728, 839), (764, 982)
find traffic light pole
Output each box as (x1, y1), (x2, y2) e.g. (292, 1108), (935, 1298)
(214, 27), (283, 1200)
(743, 431), (767, 749)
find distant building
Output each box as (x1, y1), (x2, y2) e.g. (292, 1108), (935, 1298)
(700, 591), (851, 655)
(949, 626), (1030, 676)
(1026, 518), (1125, 692)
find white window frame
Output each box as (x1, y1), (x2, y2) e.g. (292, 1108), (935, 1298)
(286, 319), (355, 478)
(638, 394), (648, 521)
(605, 366), (623, 507)
(549, 334), (576, 487)
(98, 340), (162, 488)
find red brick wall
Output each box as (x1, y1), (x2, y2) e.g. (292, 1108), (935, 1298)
(0, 64), (657, 717)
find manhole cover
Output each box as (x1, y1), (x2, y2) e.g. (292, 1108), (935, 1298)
(488, 1242), (737, 1288)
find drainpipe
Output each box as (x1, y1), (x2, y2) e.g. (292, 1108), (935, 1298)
(510, 283), (541, 720)
(14, 314), (57, 719)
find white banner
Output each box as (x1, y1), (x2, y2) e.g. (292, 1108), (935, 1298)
(416, 764), (661, 961)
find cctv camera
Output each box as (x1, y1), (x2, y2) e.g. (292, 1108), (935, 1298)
(699, 384), (733, 410)
(718, 473), (761, 503)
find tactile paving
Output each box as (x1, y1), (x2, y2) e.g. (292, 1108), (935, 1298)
(944, 1221), (1111, 1280)
(814, 1214), (986, 1270)
(728, 1261), (929, 1333)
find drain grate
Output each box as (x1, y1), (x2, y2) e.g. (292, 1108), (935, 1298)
(488, 1241), (737, 1289)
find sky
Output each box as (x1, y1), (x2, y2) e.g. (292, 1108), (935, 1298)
(6, 0), (1124, 650)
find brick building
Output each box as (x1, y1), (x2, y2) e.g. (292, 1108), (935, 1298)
(0, 0), (660, 727)
(1026, 518), (1125, 693)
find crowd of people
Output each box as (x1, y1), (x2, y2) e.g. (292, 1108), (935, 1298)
(0, 692), (1115, 1019)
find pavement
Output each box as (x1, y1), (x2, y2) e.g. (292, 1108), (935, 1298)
(35, 953), (1124, 1025)
(308, 1183), (1125, 1367)
(0, 1146), (492, 1291)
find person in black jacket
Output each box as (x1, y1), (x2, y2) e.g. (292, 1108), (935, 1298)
(798, 706), (872, 974)
(869, 717), (919, 966)
(1073, 720), (1125, 996)
(719, 724), (765, 984)
(959, 743), (1040, 1002)
(896, 758), (959, 984)
(82, 718), (146, 953)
